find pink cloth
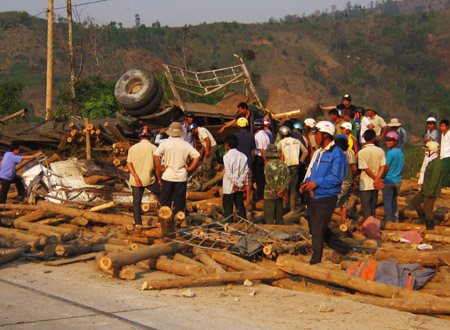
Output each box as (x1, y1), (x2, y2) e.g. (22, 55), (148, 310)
(361, 216), (380, 239)
(399, 230), (424, 244)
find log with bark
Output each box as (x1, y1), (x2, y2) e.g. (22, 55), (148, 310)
(37, 201), (133, 226)
(150, 255), (207, 276)
(158, 206), (174, 235)
(99, 241), (186, 271)
(141, 270), (287, 290)
(374, 247), (450, 266)
(192, 247), (226, 273)
(0, 245), (30, 266)
(95, 252), (135, 280)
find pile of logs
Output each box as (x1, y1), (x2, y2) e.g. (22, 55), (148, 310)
(1, 163), (450, 318)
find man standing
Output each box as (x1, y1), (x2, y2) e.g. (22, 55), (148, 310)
(439, 119), (450, 188)
(222, 134), (248, 220)
(182, 111), (195, 145)
(188, 123), (217, 180)
(0, 142), (41, 204)
(358, 129), (386, 221)
(127, 126), (161, 226)
(234, 117), (255, 206)
(411, 141), (442, 230)
(277, 126), (307, 212)
(300, 121), (351, 264)
(319, 94), (356, 115)
(387, 118), (408, 152)
(154, 122), (201, 216)
(329, 109), (345, 135)
(424, 117), (439, 143)
(262, 118), (274, 143)
(304, 118), (318, 159)
(218, 102), (251, 134)
(264, 144), (290, 224)
(253, 118), (270, 201)
(366, 106), (388, 143)
(382, 131), (404, 223)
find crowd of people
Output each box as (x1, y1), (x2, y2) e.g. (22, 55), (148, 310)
(3, 95), (448, 265)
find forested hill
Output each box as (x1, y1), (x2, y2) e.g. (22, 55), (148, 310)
(0, 0), (449, 131)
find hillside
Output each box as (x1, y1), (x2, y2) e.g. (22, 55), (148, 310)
(0, 1), (450, 132)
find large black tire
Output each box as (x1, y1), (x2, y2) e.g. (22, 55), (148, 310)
(114, 69), (159, 110)
(124, 85), (164, 117)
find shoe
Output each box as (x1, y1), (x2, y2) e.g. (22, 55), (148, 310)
(331, 250), (354, 264)
(425, 220), (435, 230)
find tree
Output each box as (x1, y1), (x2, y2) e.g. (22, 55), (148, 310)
(0, 81), (26, 116)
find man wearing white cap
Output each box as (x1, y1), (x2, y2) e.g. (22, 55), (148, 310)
(424, 117), (439, 143)
(154, 122), (201, 217)
(387, 118), (408, 152)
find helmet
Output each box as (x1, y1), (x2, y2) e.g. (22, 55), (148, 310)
(184, 111), (194, 118)
(426, 141), (439, 153)
(335, 134), (348, 141)
(426, 117), (437, 123)
(304, 118), (316, 128)
(139, 126), (152, 137)
(385, 131), (398, 140)
(236, 117), (248, 127)
(262, 118), (271, 126)
(341, 122), (352, 131)
(278, 126), (291, 136)
(342, 94), (351, 102)
(254, 118), (264, 130)
(293, 122), (303, 130)
(187, 122), (198, 132)
(315, 121), (336, 136)
(354, 107), (365, 115)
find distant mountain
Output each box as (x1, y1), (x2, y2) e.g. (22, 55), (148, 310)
(0, 0), (449, 131)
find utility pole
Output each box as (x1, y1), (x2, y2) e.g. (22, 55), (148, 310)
(45, 0), (54, 120)
(67, 0), (78, 113)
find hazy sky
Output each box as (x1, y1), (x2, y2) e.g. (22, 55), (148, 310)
(1, 0), (373, 27)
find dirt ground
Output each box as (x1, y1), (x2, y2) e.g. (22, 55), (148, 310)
(1, 257), (449, 330)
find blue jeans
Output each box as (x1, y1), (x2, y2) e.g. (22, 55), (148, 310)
(382, 182), (401, 222)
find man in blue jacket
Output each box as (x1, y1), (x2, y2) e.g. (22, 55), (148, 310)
(300, 121), (351, 264)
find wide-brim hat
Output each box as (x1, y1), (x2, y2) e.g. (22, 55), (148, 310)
(367, 106), (378, 113)
(166, 122), (186, 137)
(387, 118), (402, 127)
(263, 144), (279, 158)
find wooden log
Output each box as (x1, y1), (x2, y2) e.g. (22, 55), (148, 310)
(36, 217), (67, 225)
(174, 211), (186, 229)
(89, 201), (115, 212)
(103, 122), (128, 142)
(207, 250), (267, 272)
(70, 217), (89, 227)
(37, 200), (133, 226)
(99, 241), (186, 271)
(95, 252), (136, 280)
(173, 253), (207, 269)
(12, 210), (48, 223)
(374, 247), (450, 266)
(0, 245), (31, 266)
(158, 206), (174, 235)
(192, 247), (226, 273)
(142, 270), (286, 290)
(276, 254), (450, 313)
(0, 226), (40, 243)
(384, 221), (450, 232)
(152, 255), (207, 276)
(186, 191), (216, 201)
(0, 204), (40, 211)
(13, 220), (75, 235)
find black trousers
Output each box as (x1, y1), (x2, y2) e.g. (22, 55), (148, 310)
(307, 195), (351, 264)
(0, 177), (26, 204)
(159, 179), (187, 216)
(359, 190), (378, 221)
(253, 155), (265, 201)
(131, 181), (161, 225)
(222, 192), (246, 220)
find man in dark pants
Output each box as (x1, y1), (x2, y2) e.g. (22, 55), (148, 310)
(300, 121), (351, 264)
(127, 126), (161, 225)
(153, 122), (201, 217)
(253, 118), (269, 201)
(0, 142), (41, 204)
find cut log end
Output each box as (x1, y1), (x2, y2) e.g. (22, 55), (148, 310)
(100, 255), (113, 271)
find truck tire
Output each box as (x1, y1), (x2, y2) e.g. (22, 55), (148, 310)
(114, 69), (159, 110)
(124, 85), (164, 117)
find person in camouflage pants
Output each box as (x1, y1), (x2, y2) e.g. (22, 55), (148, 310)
(263, 144), (290, 224)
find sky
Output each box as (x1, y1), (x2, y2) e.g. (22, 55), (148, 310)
(0, 0), (373, 27)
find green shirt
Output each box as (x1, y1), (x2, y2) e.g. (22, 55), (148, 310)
(421, 158), (442, 197)
(264, 159), (290, 200)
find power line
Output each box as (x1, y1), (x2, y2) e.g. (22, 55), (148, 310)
(32, 0), (111, 18)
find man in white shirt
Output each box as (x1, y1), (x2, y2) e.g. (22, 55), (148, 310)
(440, 119), (450, 188)
(188, 123), (218, 180)
(277, 126), (307, 211)
(253, 118), (270, 201)
(127, 126), (160, 225)
(154, 122), (201, 218)
(223, 134), (248, 220)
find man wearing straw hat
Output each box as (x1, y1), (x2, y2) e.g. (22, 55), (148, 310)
(153, 122), (201, 215)
(387, 118), (408, 152)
